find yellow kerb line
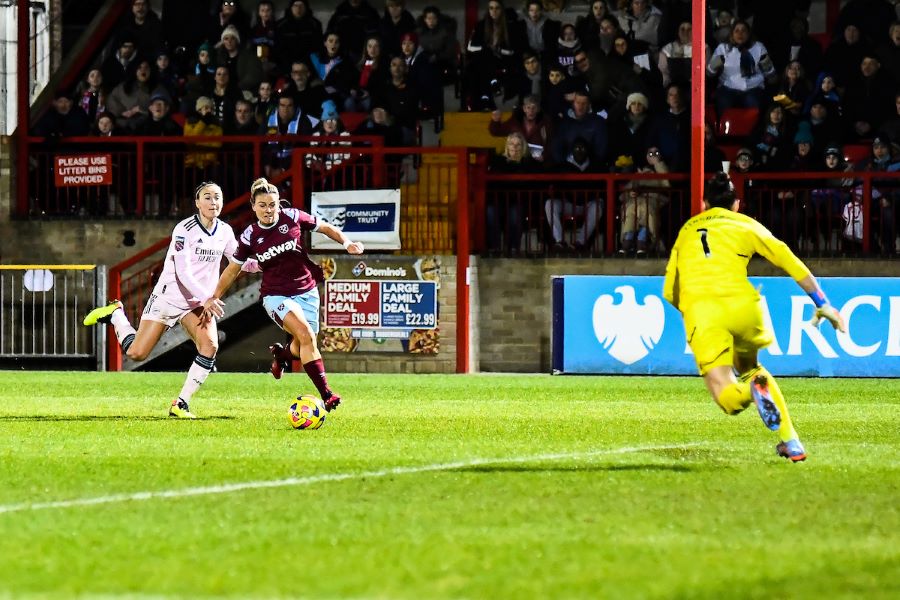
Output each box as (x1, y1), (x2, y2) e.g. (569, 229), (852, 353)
(0, 265), (97, 270)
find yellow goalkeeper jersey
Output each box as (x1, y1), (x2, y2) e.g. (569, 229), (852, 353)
(663, 207), (811, 310)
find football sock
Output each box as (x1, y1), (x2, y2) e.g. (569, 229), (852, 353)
(110, 309), (136, 351)
(303, 358), (332, 399)
(177, 354), (215, 402)
(754, 365), (798, 442)
(716, 382), (752, 415)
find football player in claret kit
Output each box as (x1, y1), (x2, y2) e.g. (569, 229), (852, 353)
(663, 172), (845, 462)
(204, 177), (364, 412)
(83, 182), (259, 419)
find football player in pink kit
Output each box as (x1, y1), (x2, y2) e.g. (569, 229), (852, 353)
(204, 177), (364, 412)
(83, 182), (258, 418)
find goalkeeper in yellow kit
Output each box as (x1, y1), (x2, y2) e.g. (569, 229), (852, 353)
(663, 172), (846, 462)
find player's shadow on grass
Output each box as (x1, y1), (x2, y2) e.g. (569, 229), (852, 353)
(453, 463), (698, 474)
(0, 415), (236, 422)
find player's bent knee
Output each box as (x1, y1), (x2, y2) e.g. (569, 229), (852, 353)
(126, 347), (150, 362)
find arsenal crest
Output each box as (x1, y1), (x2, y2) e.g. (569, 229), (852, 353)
(174, 236), (185, 251)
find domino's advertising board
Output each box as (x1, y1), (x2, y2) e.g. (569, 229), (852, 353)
(551, 276), (900, 377)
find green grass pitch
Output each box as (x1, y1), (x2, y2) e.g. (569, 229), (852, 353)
(0, 372), (897, 599)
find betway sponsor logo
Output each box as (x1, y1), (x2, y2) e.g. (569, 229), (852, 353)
(256, 239), (297, 262)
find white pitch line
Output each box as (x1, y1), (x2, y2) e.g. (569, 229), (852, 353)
(0, 442), (703, 515)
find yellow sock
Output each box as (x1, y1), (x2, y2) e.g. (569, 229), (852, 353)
(716, 382), (752, 414)
(743, 365), (799, 442)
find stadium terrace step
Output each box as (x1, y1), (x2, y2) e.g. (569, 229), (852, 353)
(440, 112), (510, 152)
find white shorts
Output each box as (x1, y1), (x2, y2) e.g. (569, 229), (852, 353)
(262, 289), (320, 333)
(141, 288), (194, 328)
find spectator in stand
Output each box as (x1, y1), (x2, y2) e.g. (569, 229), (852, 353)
(260, 94), (318, 178)
(347, 36), (388, 113)
(769, 16), (823, 81)
(107, 59), (155, 131)
(182, 97), (224, 217)
(135, 91), (181, 136)
(101, 34), (139, 92)
(154, 50), (179, 104)
(465, 0), (526, 111)
(544, 137), (602, 251)
(255, 80), (276, 125)
(373, 56), (418, 145)
(507, 50), (544, 104)
(552, 23), (582, 77)
(773, 60), (813, 118)
(707, 20), (777, 115)
(809, 144), (853, 250)
(658, 21), (696, 88)
(835, 0), (897, 49)
(568, 48), (637, 114)
(649, 83), (690, 172)
(206, 66), (242, 132)
(306, 100), (352, 172)
(704, 121), (727, 173)
(824, 24), (871, 94)
(609, 91), (654, 169)
(618, 147), (670, 256)
(730, 146), (761, 217)
(708, 8), (734, 46)
(542, 64), (571, 121)
(749, 103), (795, 172)
(843, 54), (896, 142)
(92, 111), (117, 137)
(207, 0), (251, 52)
(803, 71), (843, 118)
(522, 0), (560, 61)
(768, 123), (816, 241)
(275, 1), (323, 75)
(216, 25), (265, 94)
(853, 135), (900, 253)
(327, 0), (381, 63)
(878, 92), (900, 144)
(249, 1), (278, 66)
(355, 102), (403, 147)
(617, 0), (662, 54)
(122, 0), (164, 60)
(401, 32), (443, 122)
(282, 61), (328, 118)
(34, 89), (90, 137)
(488, 94), (553, 162)
(876, 22), (900, 85)
(416, 6), (458, 85)
(806, 99), (843, 158)
(379, 0), (416, 58)
(227, 99), (259, 135)
(594, 16), (623, 58)
(76, 69), (106, 123)
(551, 91), (608, 165)
(310, 32), (358, 111)
(609, 33), (662, 109)
(486, 132), (540, 253)
(575, 0), (613, 53)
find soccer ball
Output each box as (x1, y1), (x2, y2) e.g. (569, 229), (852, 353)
(289, 395), (326, 430)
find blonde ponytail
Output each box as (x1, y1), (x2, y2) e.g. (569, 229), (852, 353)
(250, 177), (278, 200)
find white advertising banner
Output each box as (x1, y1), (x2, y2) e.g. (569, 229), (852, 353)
(310, 189), (401, 250)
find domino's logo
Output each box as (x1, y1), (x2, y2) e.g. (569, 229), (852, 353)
(352, 261), (366, 277)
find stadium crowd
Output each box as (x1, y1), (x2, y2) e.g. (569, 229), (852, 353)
(30, 0), (900, 255)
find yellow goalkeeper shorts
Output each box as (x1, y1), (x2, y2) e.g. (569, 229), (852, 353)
(681, 296), (774, 375)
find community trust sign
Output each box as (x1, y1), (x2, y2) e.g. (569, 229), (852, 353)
(54, 154), (113, 187)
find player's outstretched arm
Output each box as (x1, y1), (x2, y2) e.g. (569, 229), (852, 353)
(797, 274), (846, 332)
(203, 262), (243, 319)
(317, 221), (365, 255)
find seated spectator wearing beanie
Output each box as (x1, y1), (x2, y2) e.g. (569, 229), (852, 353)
(135, 91), (181, 136)
(608, 92), (653, 169)
(101, 33), (139, 92)
(307, 100), (352, 173)
(34, 89), (90, 137)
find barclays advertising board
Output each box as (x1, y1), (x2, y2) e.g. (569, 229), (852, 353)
(551, 276), (900, 377)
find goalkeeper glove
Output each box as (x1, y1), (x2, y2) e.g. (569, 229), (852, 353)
(811, 304), (846, 332)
